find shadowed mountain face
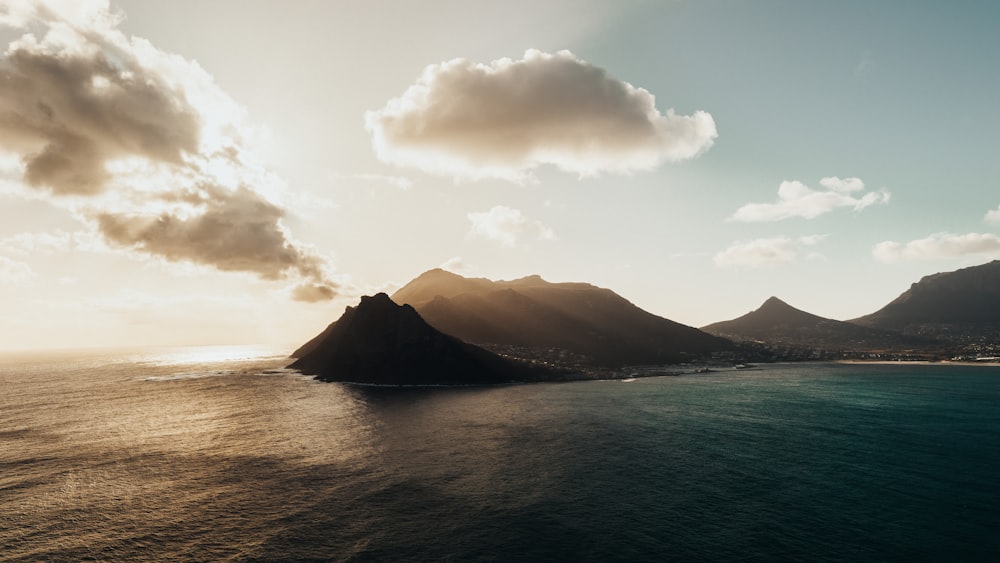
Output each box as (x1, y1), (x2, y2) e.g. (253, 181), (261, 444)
(850, 260), (1000, 342)
(289, 293), (556, 385)
(390, 269), (732, 367)
(702, 297), (934, 351)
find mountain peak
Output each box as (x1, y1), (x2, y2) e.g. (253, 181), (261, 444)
(702, 294), (935, 352)
(289, 293), (551, 384)
(508, 274), (548, 285)
(753, 297), (816, 322)
(392, 269), (495, 306)
(353, 292), (419, 318)
(760, 296), (791, 309)
(359, 291), (395, 306)
(413, 268), (461, 280)
(703, 296), (827, 334)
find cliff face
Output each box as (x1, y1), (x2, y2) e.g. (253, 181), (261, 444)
(850, 260), (1000, 341)
(289, 293), (556, 385)
(391, 269), (732, 367)
(853, 261), (1000, 326)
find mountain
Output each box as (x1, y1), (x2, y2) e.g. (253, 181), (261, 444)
(289, 293), (559, 385)
(391, 268), (499, 304)
(702, 296), (933, 351)
(850, 260), (1000, 343)
(390, 269), (732, 367)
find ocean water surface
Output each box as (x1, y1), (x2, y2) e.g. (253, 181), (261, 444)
(1, 348), (998, 561)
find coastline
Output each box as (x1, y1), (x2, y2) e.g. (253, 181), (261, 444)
(836, 359), (1000, 367)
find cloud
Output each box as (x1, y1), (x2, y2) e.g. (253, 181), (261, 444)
(873, 232), (1000, 263)
(818, 176), (864, 193)
(714, 235), (826, 268)
(467, 205), (556, 247)
(94, 184), (329, 280)
(854, 51), (875, 78)
(0, 0), (336, 300)
(440, 256), (474, 275)
(730, 177), (890, 222)
(0, 4), (200, 196)
(0, 255), (35, 285)
(366, 49), (717, 181)
(985, 205), (1000, 224)
(0, 229), (106, 256)
(329, 172), (413, 191)
(290, 282), (338, 303)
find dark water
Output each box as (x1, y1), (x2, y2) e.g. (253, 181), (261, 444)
(2, 349), (999, 561)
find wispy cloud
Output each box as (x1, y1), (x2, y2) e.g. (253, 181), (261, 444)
(873, 232), (1000, 262)
(440, 256), (474, 275)
(329, 172), (414, 191)
(714, 235), (826, 268)
(854, 51), (876, 78)
(985, 204), (1000, 224)
(0, 0), (337, 300)
(467, 205), (556, 247)
(0, 229), (107, 256)
(730, 177), (890, 222)
(366, 49), (717, 182)
(0, 255), (35, 285)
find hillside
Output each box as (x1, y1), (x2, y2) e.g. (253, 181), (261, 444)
(850, 260), (1000, 344)
(289, 293), (560, 385)
(390, 269), (732, 367)
(702, 296), (934, 352)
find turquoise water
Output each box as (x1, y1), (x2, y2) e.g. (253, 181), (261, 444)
(1, 351), (998, 561)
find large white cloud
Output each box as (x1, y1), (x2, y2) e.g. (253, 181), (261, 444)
(366, 49), (717, 181)
(714, 235), (826, 268)
(0, 0), (337, 300)
(730, 177), (890, 222)
(467, 205), (556, 247)
(873, 232), (1000, 263)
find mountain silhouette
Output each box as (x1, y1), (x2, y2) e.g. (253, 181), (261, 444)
(289, 293), (558, 384)
(702, 296), (933, 351)
(851, 260), (1000, 342)
(390, 269), (732, 366)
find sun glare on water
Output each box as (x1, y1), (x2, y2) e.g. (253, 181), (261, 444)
(143, 344), (285, 366)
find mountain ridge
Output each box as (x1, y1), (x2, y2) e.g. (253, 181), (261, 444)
(851, 260), (1000, 334)
(391, 269), (732, 367)
(703, 296), (937, 352)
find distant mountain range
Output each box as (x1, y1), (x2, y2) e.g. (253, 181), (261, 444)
(290, 260), (1000, 384)
(391, 268), (732, 366)
(289, 293), (561, 385)
(701, 296), (936, 352)
(851, 260), (1000, 343)
(703, 260), (1000, 355)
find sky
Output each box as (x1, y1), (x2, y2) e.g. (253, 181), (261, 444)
(2, 0), (1000, 351)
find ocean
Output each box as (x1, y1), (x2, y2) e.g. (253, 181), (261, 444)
(1, 347), (998, 561)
